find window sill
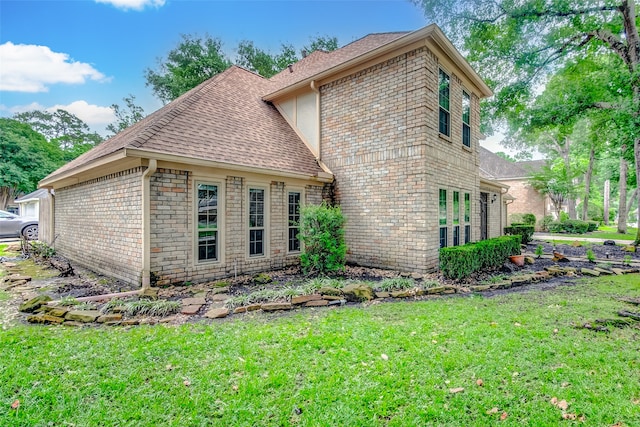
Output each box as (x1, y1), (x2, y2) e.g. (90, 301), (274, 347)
(438, 133), (452, 143)
(462, 144), (472, 153)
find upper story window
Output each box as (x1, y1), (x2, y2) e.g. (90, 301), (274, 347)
(439, 69), (450, 137)
(462, 91), (471, 148)
(197, 183), (219, 262)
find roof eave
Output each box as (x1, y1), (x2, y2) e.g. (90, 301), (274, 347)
(39, 150), (129, 188)
(263, 24), (492, 101)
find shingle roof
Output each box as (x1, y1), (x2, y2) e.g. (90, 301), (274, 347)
(479, 146), (546, 180)
(268, 32), (409, 92)
(43, 66), (323, 182)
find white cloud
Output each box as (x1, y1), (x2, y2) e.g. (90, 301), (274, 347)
(0, 42), (107, 93)
(95, 0), (165, 11)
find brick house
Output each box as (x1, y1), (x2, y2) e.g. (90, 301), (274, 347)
(39, 24), (503, 287)
(479, 147), (549, 227)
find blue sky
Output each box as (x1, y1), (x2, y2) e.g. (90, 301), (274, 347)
(0, 0), (506, 151)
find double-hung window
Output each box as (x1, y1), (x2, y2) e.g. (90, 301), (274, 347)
(453, 191), (460, 246)
(439, 189), (448, 248)
(464, 192), (471, 244)
(288, 191), (301, 252)
(462, 91), (471, 147)
(439, 69), (450, 137)
(197, 183), (218, 262)
(249, 188), (265, 257)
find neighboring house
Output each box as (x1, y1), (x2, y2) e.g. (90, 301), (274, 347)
(39, 24), (499, 287)
(14, 189), (49, 219)
(479, 147), (549, 226)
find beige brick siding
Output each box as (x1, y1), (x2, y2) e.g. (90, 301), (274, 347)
(503, 178), (548, 227)
(54, 168), (143, 284)
(320, 47), (481, 272)
(149, 169), (323, 286)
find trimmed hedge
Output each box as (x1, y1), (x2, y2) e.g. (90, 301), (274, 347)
(439, 235), (521, 280)
(548, 219), (590, 234)
(587, 221), (598, 232)
(504, 224), (535, 244)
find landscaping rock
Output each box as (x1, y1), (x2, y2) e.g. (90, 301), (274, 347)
(593, 267), (612, 275)
(623, 245), (637, 252)
(322, 295), (343, 301)
(180, 305), (202, 315)
(63, 321), (85, 327)
(552, 251), (570, 263)
(19, 295), (52, 313)
(182, 297), (206, 306)
(375, 291), (390, 299)
(97, 314), (123, 323)
(44, 306), (70, 317)
(291, 294), (322, 305)
(140, 287), (159, 299)
(305, 300), (329, 307)
(27, 313), (65, 324)
(327, 299), (346, 306)
(210, 293), (230, 302)
(581, 268), (600, 277)
(233, 304), (261, 314)
(411, 272), (423, 280)
(121, 319), (140, 326)
(427, 286), (446, 294)
(611, 268), (625, 275)
(65, 310), (101, 323)
(390, 289), (414, 298)
(524, 256), (535, 265)
(603, 240), (617, 246)
(261, 302), (292, 311)
(469, 285), (492, 292)
(318, 287), (343, 296)
(342, 283), (374, 301)
(204, 307), (230, 318)
(571, 241), (583, 247)
(209, 287), (229, 295)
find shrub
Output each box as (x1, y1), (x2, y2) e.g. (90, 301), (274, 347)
(548, 219), (590, 234)
(521, 213), (536, 225)
(439, 235), (521, 280)
(587, 221), (598, 232)
(559, 211), (570, 222)
(299, 203), (347, 275)
(503, 224), (535, 244)
(539, 215), (554, 232)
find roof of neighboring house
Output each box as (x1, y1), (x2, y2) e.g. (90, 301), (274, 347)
(15, 188), (48, 203)
(479, 146), (546, 180)
(42, 66), (324, 184)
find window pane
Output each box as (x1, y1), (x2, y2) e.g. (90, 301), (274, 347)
(464, 193), (470, 223)
(439, 108), (450, 136)
(465, 224), (471, 244)
(453, 225), (460, 246)
(439, 227), (448, 248)
(462, 91), (470, 125)
(249, 188), (264, 228)
(439, 189), (447, 225)
(439, 69), (450, 111)
(453, 191), (460, 224)
(250, 229), (264, 256)
(198, 230), (217, 261)
(463, 124), (471, 148)
(289, 227), (300, 252)
(288, 192), (301, 252)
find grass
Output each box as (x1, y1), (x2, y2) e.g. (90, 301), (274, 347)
(1, 275), (640, 426)
(543, 225), (638, 241)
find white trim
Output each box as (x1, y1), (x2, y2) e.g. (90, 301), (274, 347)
(286, 187), (304, 255)
(246, 184), (269, 259)
(194, 180), (225, 266)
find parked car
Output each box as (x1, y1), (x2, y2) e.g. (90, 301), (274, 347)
(0, 210), (38, 240)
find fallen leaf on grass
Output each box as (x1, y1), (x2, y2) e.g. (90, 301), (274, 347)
(476, 379), (484, 387)
(514, 322), (521, 327)
(553, 328), (559, 334)
(232, 385), (239, 391)
(500, 412), (508, 420)
(562, 413), (577, 420)
(11, 400), (19, 410)
(449, 387), (464, 394)
(486, 407), (499, 414)
(561, 382), (570, 388)
(550, 397), (569, 411)
(381, 354), (389, 361)
(183, 380), (191, 387)
(633, 399), (640, 405)
(610, 422), (625, 426)
(165, 364), (174, 371)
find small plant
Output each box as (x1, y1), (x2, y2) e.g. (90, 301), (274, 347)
(623, 255), (632, 266)
(102, 299), (181, 317)
(29, 241), (55, 258)
(299, 203), (347, 275)
(586, 249), (596, 263)
(252, 273), (272, 285)
(535, 244), (544, 258)
(58, 296), (80, 306)
(480, 274), (508, 285)
(375, 278), (415, 292)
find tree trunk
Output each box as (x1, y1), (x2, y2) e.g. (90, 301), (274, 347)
(604, 179), (610, 225)
(619, 152), (628, 234)
(561, 138), (577, 219)
(582, 145), (595, 220)
(635, 135), (640, 244)
(0, 187), (16, 211)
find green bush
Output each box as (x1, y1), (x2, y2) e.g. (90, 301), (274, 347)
(547, 219), (590, 234)
(299, 203), (347, 275)
(439, 236), (521, 280)
(587, 221), (599, 232)
(539, 215), (554, 232)
(504, 224), (535, 244)
(521, 213), (536, 225)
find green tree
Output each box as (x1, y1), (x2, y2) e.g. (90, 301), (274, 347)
(415, 0), (640, 242)
(529, 162), (577, 218)
(144, 34), (232, 103)
(235, 41), (297, 78)
(106, 94), (146, 137)
(0, 118), (62, 210)
(301, 35), (338, 56)
(13, 109), (102, 161)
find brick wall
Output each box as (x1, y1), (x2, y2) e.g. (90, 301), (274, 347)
(54, 168), (143, 283)
(320, 47), (481, 272)
(503, 179), (548, 227)
(149, 169), (323, 285)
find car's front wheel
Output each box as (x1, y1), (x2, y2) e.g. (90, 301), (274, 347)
(22, 225), (39, 240)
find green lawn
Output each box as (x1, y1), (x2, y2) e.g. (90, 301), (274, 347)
(541, 226), (638, 241)
(1, 275), (639, 426)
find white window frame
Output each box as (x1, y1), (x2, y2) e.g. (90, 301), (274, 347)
(287, 188), (304, 254)
(194, 180), (224, 265)
(247, 184), (269, 258)
(438, 68), (451, 137)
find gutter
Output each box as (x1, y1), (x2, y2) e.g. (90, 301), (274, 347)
(141, 159), (157, 290)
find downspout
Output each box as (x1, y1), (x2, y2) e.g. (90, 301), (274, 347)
(141, 159), (157, 290)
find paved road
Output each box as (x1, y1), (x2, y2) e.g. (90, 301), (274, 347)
(533, 232), (634, 245)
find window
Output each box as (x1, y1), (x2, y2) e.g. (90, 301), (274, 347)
(453, 191), (460, 246)
(288, 191), (301, 252)
(462, 91), (471, 147)
(439, 189), (447, 248)
(197, 183), (218, 262)
(249, 188), (265, 257)
(464, 193), (471, 244)
(439, 69), (450, 136)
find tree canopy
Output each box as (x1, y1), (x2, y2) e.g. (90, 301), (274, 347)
(106, 94), (146, 137)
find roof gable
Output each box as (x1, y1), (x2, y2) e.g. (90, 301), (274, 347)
(479, 146), (546, 180)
